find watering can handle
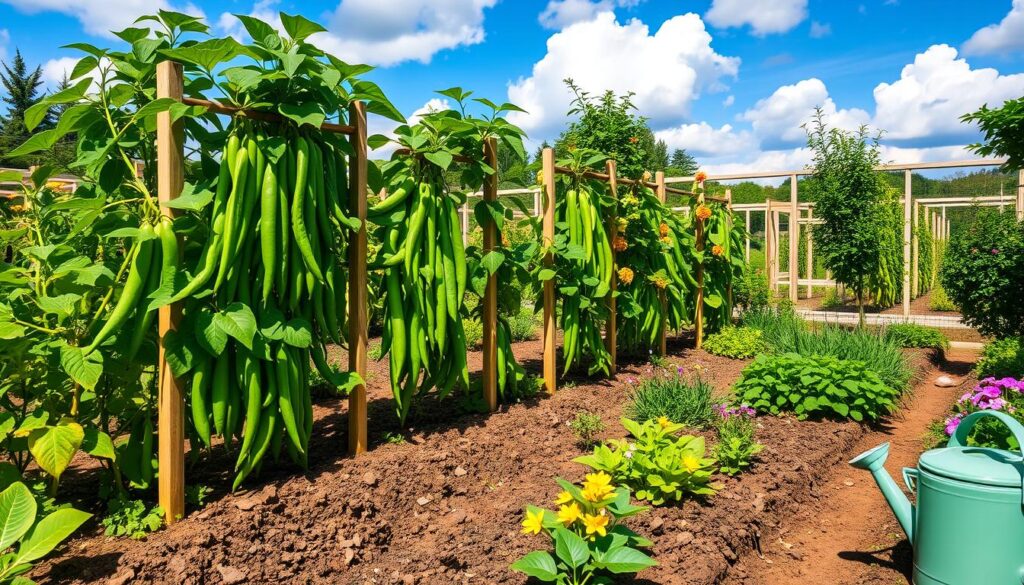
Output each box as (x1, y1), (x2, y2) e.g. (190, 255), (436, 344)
(947, 410), (1024, 459)
(902, 467), (918, 494)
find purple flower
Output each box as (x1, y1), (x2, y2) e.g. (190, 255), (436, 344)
(626, 377), (637, 385)
(978, 385), (1002, 399)
(991, 248), (1000, 254)
(677, 365), (685, 376)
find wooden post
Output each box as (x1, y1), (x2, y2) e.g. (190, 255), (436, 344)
(744, 209), (751, 262)
(347, 101), (369, 456)
(912, 201), (920, 299)
(156, 61), (185, 524)
(902, 170), (912, 319)
(605, 160), (618, 375)
(805, 206), (814, 299)
(725, 188), (734, 312)
(656, 171), (667, 356)
(763, 200), (773, 285)
(788, 175), (798, 303)
(1017, 169), (1023, 221)
(461, 199), (469, 244)
(482, 138), (498, 412)
(541, 148), (556, 394)
(695, 204), (705, 349)
(773, 205), (781, 292)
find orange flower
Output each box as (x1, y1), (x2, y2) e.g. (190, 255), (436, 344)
(695, 170), (707, 183)
(613, 236), (628, 252)
(712, 244), (725, 256)
(629, 136), (638, 144)
(617, 267), (634, 285)
(695, 204), (712, 221)
(659, 223), (669, 237)
(652, 274), (670, 289)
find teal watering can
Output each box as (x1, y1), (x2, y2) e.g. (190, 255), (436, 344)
(850, 410), (1024, 585)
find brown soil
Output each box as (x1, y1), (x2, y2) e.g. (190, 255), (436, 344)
(30, 338), (958, 585)
(724, 347), (979, 585)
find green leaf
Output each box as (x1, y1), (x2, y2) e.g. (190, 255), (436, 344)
(6, 130), (58, 158)
(278, 103), (325, 128)
(214, 303), (257, 350)
(0, 323), (27, 340)
(81, 428), (115, 460)
(509, 551), (558, 582)
(233, 14), (277, 45)
(367, 134), (391, 150)
(161, 38), (245, 72)
(282, 319), (313, 348)
(27, 420), (85, 480)
(599, 546), (657, 573)
(162, 328), (197, 378)
(36, 294), (81, 318)
(15, 507), (91, 565)
(478, 251), (505, 275)
(59, 345), (103, 391)
(279, 12), (326, 41)
(161, 182), (214, 211)
(0, 483), (36, 551)
(423, 151), (454, 171)
(194, 311), (227, 356)
(553, 527), (589, 568)
(133, 97), (178, 120)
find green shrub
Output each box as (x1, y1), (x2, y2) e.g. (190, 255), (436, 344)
(940, 209), (1024, 338)
(508, 306), (540, 342)
(714, 409), (764, 475)
(569, 411), (605, 447)
(975, 337), (1024, 378)
(929, 284), (957, 312)
(704, 326), (768, 359)
(884, 323), (948, 350)
(734, 353), (900, 422)
(102, 496), (164, 539)
(575, 418), (718, 505)
(734, 268), (771, 311)
(463, 317), (483, 349)
(821, 287), (844, 309)
(624, 373), (715, 429)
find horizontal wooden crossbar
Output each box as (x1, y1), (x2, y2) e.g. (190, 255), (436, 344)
(182, 97), (357, 135)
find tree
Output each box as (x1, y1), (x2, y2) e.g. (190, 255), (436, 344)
(961, 97), (1024, 171)
(0, 49), (48, 166)
(805, 109), (886, 326)
(667, 148), (698, 176)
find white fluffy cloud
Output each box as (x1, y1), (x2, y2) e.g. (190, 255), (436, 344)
(704, 0), (807, 36)
(739, 78), (869, 149)
(655, 122), (752, 158)
(313, 0), (497, 67)
(0, 0), (203, 38)
(39, 56), (105, 91)
(507, 11), (739, 140)
(538, 0), (643, 30)
(872, 44), (1024, 146)
(963, 0), (1024, 55)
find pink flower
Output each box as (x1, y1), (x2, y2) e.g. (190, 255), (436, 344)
(945, 413), (964, 435)
(991, 248), (1000, 254)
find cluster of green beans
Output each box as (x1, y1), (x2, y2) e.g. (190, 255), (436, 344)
(370, 167), (469, 424)
(167, 121), (351, 489)
(556, 182), (613, 376)
(694, 201), (744, 334)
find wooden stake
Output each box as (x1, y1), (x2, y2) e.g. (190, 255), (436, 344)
(695, 177), (706, 350)
(541, 148), (556, 394)
(744, 209), (751, 262)
(605, 160), (618, 375)
(1018, 169), (1023, 221)
(902, 170), (912, 319)
(805, 207), (814, 299)
(347, 101), (369, 456)
(912, 201), (920, 299)
(482, 137), (498, 412)
(656, 171), (667, 356)
(726, 188), (734, 313)
(788, 174), (798, 303)
(156, 61), (185, 524)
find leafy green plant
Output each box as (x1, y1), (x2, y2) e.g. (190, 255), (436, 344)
(884, 323), (948, 350)
(507, 306), (539, 342)
(929, 284), (957, 312)
(975, 337), (1024, 379)
(940, 209), (1024, 338)
(575, 418), (718, 505)
(382, 431), (406, 445)
(734, 268), (771, 312)
(185, 484), (211, 509)
(367, 341), (383, 361)
(741, 306), (805, 351)
(821, 287), (844, 309)
(510, 474), (656, 584)
(569, 411), (605, 447)
(734, 353), (900, 422)
(940, 377), (1024, 451)
(101, 496), (163, 539)
(713, 405), (763, 475)
(624, 372), (714, 429)
(0, 481), (91, 584)
(703, 326), (768, 359)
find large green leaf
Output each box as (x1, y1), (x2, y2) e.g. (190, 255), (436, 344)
(27, 420), (85, 480)
(553, 527), (589, 568)
(59, 345), (103, 391)
(0, 483), (37, 551)
(214, 303), (257, 350)
(598, 546), (657, 573)
(509, 551), (558, 582)
(81, 428), (115, 460)
(279, 12), (326, 41)
(15, 507), (91, 564)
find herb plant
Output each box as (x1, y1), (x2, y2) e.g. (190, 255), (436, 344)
(575, 418), (718, 505)
(884, 323), (948, 350)
(734, 353), (900, 422)
(703, 326), (769, 359)
(624, 371), (715, 428)
(975, 337), (1024, 379)
(713, 404), (763, 475)
(511, 474), (656, 584)
(569, 411), (605, 447)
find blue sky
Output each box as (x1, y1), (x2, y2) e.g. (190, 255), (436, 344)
(2, 0), (1024, 172)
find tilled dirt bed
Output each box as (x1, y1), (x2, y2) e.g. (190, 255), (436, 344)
(32, 338), (937, 585)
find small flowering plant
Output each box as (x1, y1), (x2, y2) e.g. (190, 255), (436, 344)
(714, 403), (764, 476)
(511, 473), (657, 583)
(942, 377), (1024, 450)
(574, 417), (718, 506)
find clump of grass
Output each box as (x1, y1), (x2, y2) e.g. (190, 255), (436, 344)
(884, 323), (949, 350)
(569, 411), (605, 447)
(368, 340), (383, 361)
(625, 372), (715, 429)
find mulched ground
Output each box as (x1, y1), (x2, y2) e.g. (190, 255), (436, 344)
(31, 336), (941, 585)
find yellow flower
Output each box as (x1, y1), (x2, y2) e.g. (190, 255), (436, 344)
(659, 222), (669, 237)
(617, 267), (634, 285)
(554, 491), (573, 505)
(682, 454), (700, 473)
(521, 509), (545, 535)
(657, 416), (671, 429)
(582, 512), (610, 538)
(581, 472), (615, 503)
(557, 502), (582, 526)
(712, 244), (724, 257)
(660, 235), (672, 245)
(695, 204), (712, 221)
(651, 274), (670, 290)
(617, 217), (628, 231)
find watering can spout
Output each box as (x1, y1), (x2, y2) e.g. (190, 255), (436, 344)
(849, 442), (914, 543)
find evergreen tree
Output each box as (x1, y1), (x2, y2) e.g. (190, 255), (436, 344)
(0, 49), (48, 166)
(651, 138), (669, 171)
(667, 148), (698, 176)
